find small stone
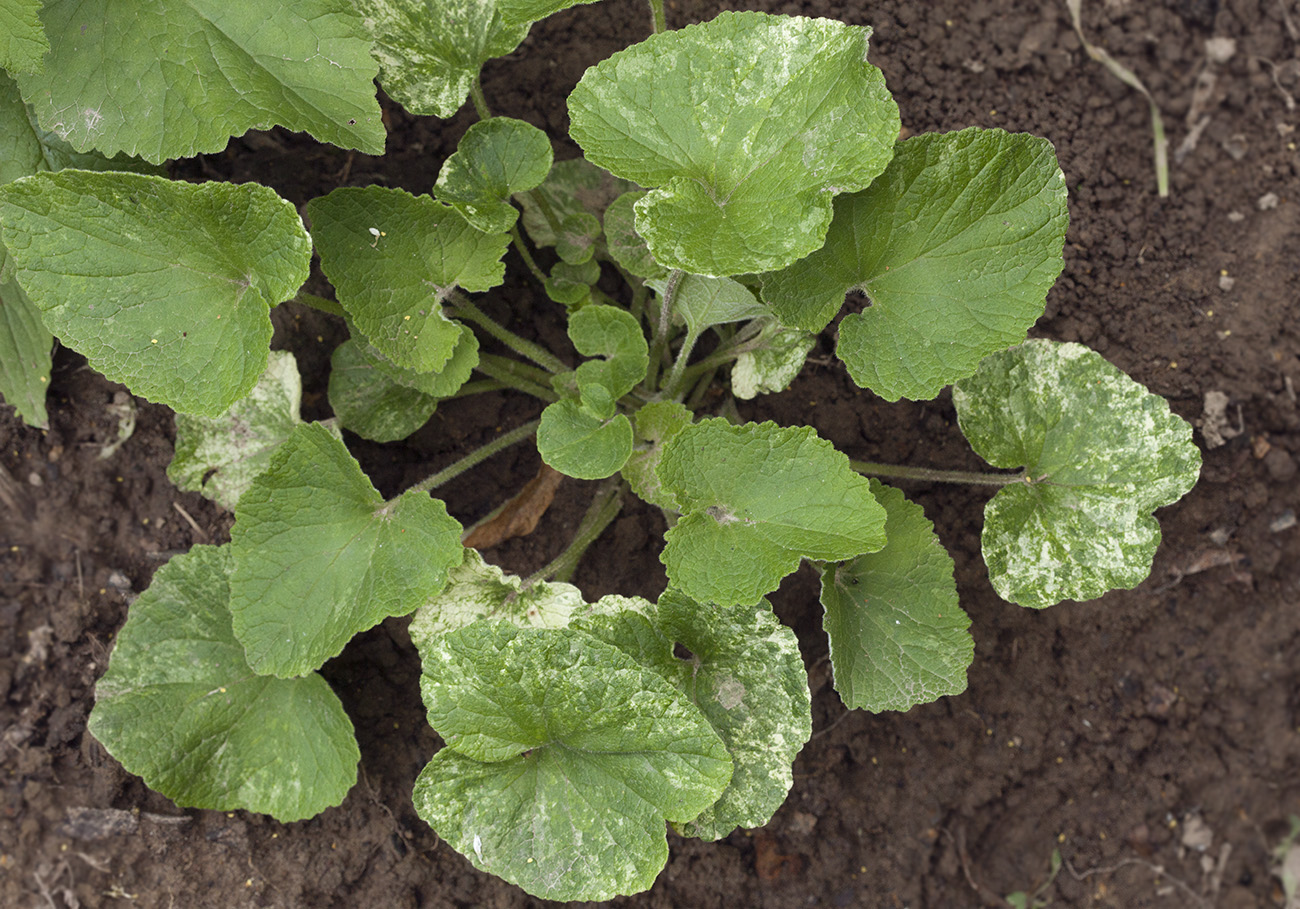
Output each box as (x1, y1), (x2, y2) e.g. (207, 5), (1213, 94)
(1264, 448), (1297, 482)
(1270, 510), (1296, 533)
(1180, 814), (1213, 852)
(1205, 37), (1237, 63)
(26, 471), (43, 487)
(1258, 192), (1280, 210)
(1227, 210), (1246, 222)
(1219, 275), (1236, 291)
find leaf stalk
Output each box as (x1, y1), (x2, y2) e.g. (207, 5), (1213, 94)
(524, 478), (625, 586)
(849, 460), (1023, 487)
(410, 418), (541, 494)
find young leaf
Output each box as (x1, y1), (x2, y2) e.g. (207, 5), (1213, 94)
(649, 273), (766, 339)
(0, 171), (310, 416)
(88, 545), (359, 822)
(15, 1), (384, 163)
(168, 350), (304, 510)
(731, 323), (816, 400)
(345, 322), (480, 399)
(410, 549), (580, 640)
(412, 620), (732, 901)
(544, 258), (601, 307)
(952, 340), (1202, 608)
(0, 0), (47, 74)
(568, 11), (899, 276)
(761, 128), (1068, 401)
(309, 186), (509, 373)
(819, 481), (971, 712)
(327, 338), (440, 443)
(555, 212), (601, 265)
(573, 591), (811, 841)
(657, 419), (888, 606)
(518, 157), (636, 248)
(537, 398), (633, 480)
(603, 191), (666, 280)
(0, 252), (50, 429)
(229, 422), (464, 677)
(622, 400), (693, 509)
(357, 0), (529, 118)
(567, 304), (649, 400)
(434, 117), (553, 234)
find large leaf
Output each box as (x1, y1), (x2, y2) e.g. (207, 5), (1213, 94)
(88, 545), (359, 822)
(229, 422), (464, 677)
(357, 0), (529, 118)
(622, 400), (692, 509)
(819, 481), (971, 712)
(603, 191), (665, 279)
(952, 340), (1202, 608)
(568, 11), (899, 276)
(574, 591), (811, 841)
(657, 419), (887, 606)
(16, 0), (384, 163)
(762, 128), (1068, 401)
(498, 0), (603, 25)
(0, 251), (49, 428)
(409, 549), (581, 638)
(434, 117), (553, 233)
(411, 620), (732, 901)
(0, 170), (310, 416)
(309, 186), (508, 373)
(168, 350), (304, 510)
(0, 0), (47, 74)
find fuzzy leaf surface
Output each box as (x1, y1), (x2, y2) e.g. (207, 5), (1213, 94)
(952, 340), (1201, 608)
(568, 11), (899, 276)
(518, 157), (636, 247)
(731, 323), (815, 400)
(0, 170), (310, 416)
(327, 338), (439, 442)
(603, 191), (665, 279)
(346, 322), (480, 398)
(658, 419), (887, 605)
(650, 273), (766, 338)
(574, 591), (810, 841)
(88, 546), (358, 822)
(409, 549), (581, 639)
(498, 0), (603, 24)
(16, 0), (384, 163)
(309, 186), (508, 372)
(358, 0), (529, 118)
(434, 117), (553, 233)
(0, 0), (47, 73)
(820, 481), (971, 711)
(0, 253), (49, 428)
(761, 128), (1068, 401)
(412, 621), (732, 901)
(168, 350), (304, 510)
(537, 399), (632, 480)
(567, 304), (648, 400)
(229, 422), (463, 676)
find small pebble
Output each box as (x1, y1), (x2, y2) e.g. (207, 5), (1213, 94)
(1205, 37), (1236, 63)
(1258, 192), (1280, 210)
(1264, 448), (1297, 482)
(1227, 210), (1245, 222)
(27, 472), (43, 487)
(1218, 275), (1235, 291)
(1271, 510), (1296, 533)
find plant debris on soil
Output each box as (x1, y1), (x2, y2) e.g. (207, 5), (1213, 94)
(3, 1), (1299, 907)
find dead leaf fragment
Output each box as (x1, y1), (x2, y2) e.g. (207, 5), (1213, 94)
(462, 464), (564, 549)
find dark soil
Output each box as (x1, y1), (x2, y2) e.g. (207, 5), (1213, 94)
(4, 0), (1300, 906)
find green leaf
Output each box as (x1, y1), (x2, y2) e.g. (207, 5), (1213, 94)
(346, 322), (480, 398)
(658, 419), (887, 606)
(309, 186), (509, 372)
(412, 620), (732, 901)
(819, 480), (971, 712)
(574, 591), (811, 841)
(229, 422), (464, 677)
(168, 350), (304, 510)
(537, 399), (633, 480)
(649, 273), (766, 339)
(434, 117), (553, 234)
(731, 323), (816, 400)
(544, 258), (601, 306)
(603, 191), (666, 280)
(327, 338), (439, 442)
(358, 0), (529, 118)
(409, 549), (581, 638)
(761, 128), (1069, 401)
(16, 0), (383, 163)
(518, 157), (636, 248)
(556, 212), (601, 265)
(87, 545), (358, 822)
(952, 340), (1202, 608)
(567, 304), (648, 400)
(622, 401), (693, 509)
(0, 0), (47, 74)
(568, 11), (899, 276)
(0, 170), (310, 416)
(0, 251), (50, 428)
(498, 0), (603, 25)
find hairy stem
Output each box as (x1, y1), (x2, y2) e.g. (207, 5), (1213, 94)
(469, 74), (492, 120)
(645, 268), (683, 391)
(661, 328), (703, 401)
(446, 378), (508, 398)
(524, 478), (625, 586)
(647, 0), (666, 32)
(449, 292), (569, 375)
(509, 224), (549, 285)
(474, 356), (560, 402)
(411, 418), (540, 494)
(850, 460), (1023, 487)
(291, 291), (346, 318)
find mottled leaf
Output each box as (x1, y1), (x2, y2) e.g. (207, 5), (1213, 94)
(731, 323), (815, 400)
(622, 400), (692, 509)
(603, 191), (665, 279)
(409, 548), (580, 637)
